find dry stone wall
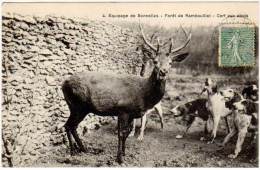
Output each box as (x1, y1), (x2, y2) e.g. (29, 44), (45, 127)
(2, 13), (142, 166)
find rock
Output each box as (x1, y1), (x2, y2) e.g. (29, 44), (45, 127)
(3, 37), (12, 43)
(55, 34), (64, 39)
(56, 22), (64, 30)
(45, 76), (56, 86)
(39, 49), (52, 56)
(23, 16), (37, 24)
(19, 22), (29, 31)
(28, 46), (39, 53)
(63, 48), (74, 55)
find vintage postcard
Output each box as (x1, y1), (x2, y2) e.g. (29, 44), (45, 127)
(1, 1), (259, 168)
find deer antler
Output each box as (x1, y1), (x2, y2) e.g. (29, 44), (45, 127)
(169, 26), (192, 54)
(150, 31), (157, 42)
(180, 25), (192, 39)
(139, 24), (158, 53)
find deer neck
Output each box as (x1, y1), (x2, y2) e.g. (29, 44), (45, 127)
(144, 67), (166, 108)
(140, 60), (151, 77)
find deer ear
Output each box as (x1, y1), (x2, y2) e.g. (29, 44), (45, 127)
(171, 52), (189, 63)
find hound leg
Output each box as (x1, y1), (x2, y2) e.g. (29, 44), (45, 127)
(228, 128), (247, 158)
(155, 103), (164, 129)
(225, 116), (230, 134)
(200, 120), (209, 141)
(209, 115), (220, 144)
(129, 119), (136, 137)
(204, 121), (209, 135)
(137, 112), (149, 141)
(183, 123), (192, 137)
(228, 116), (251, 159)
(221, 128), (237, 147)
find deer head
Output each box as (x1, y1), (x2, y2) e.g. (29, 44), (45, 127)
(139, 24), (191, 80)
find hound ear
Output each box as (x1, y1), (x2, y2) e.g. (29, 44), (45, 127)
(172, 52), (189, 63)
(243, 100), (257, 115)
(179, 105), (188, 113)
(233, 92), (242, 102)
(190, 111), (199, 117)
(212, 85), (218, 93)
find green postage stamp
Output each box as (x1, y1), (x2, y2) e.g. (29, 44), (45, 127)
(219, 25), (255, 67)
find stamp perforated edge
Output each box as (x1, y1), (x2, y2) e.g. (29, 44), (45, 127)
(218, 23), (256, 67)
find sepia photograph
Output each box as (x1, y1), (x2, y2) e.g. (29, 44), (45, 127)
(1, 1), (259, 167)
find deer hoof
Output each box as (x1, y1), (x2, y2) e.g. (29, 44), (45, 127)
(116, 156), (123, 164)
(79, 147), (87, 153)
(70, 149), (77, 156)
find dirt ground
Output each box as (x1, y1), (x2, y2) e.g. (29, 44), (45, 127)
(35, 74), (258, 167)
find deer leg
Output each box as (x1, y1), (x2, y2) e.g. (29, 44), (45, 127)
(122, 117), (134, 156)
(66, 110), (87, 153)
(72, 113), (88, 152)
(64, 124), (76, 155)
(117, 116), (123, 164)
(155, 104), (164, 129)
(117, 113), (130, 164)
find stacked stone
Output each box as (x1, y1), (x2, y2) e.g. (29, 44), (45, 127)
(2, 13), (142, 166)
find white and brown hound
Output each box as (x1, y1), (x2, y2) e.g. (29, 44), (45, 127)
(202, 79), (243, 143)
(221, 99), (258, 158)
(129, 101), (163, 141)
(170, 98), (211, 140)
(242, 84), (258, 101)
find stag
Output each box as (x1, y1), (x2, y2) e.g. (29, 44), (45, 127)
(62, 24), (191, 163)
(129, 26), (192, 140)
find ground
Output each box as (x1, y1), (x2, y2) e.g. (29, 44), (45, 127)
(35, 74), (258, 167)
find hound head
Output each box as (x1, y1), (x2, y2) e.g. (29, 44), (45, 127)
(252, 84), (258, 91)
(233, 99), (258, 115)
(249, 85), (258, 101)
(170, 104), (196, 126)
(201, 78), (218, 95)
(220, 88), (235, 101)
(233, 100), (245, 112)
(170, 105), (187, 117)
